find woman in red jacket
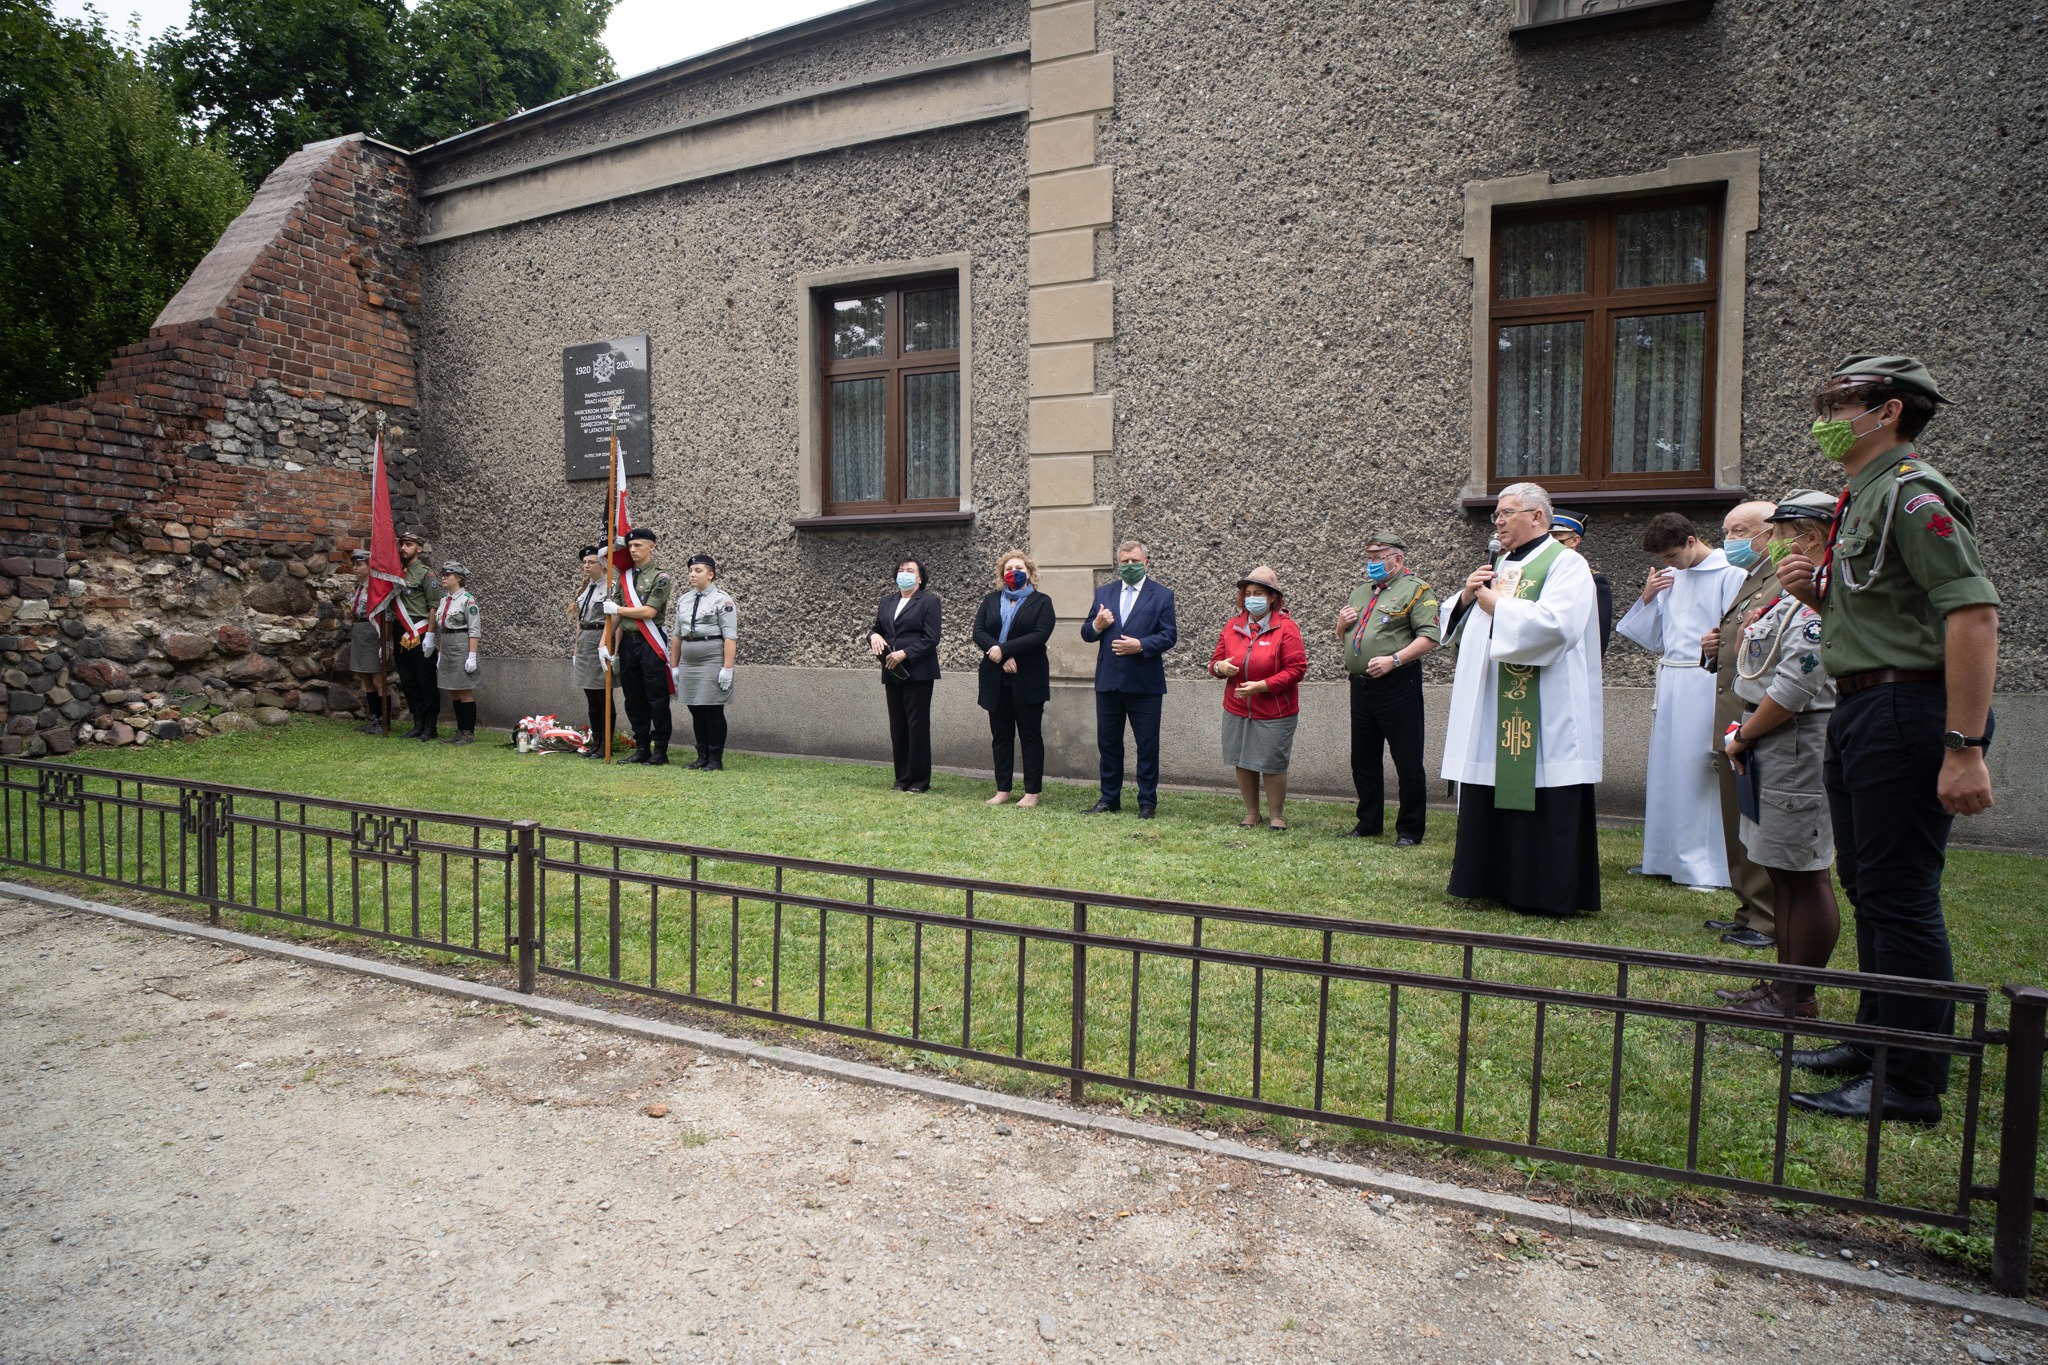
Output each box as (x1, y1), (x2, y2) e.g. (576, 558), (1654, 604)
(1207, 565), (1309, 830)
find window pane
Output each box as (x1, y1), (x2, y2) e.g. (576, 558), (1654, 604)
(902, 286), (959, 353)
(1497, 219), (1586, 298)
(830, 378), (886, 502)
(1615, 206), (1711, 289)
(1610, 312), (1707, 474)
(904, 370), (960, 501)
(831, 295), (886, 360)
(1495, 321), (1583, 478)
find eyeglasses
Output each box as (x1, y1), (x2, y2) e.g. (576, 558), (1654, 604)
(1492, 507), (1539, 523)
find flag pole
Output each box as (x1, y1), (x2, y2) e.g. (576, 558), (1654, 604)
(602, 398), (621, 762)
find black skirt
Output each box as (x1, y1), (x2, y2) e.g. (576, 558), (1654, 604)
(1446, 782), (1602, 916)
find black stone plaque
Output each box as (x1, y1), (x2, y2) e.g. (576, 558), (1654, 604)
(563, 336), (652, 482)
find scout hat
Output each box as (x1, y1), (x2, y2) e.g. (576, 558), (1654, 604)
(1551, 510), (1590, 537)
(398, 527), (427, 544)
(1830, 354), (1954, 405)
(439, 560), (468, 577)
(1365, 529), (1408, 550)
(1236, 565), (1285, 600)
(350, 548), (371, 562)
(1767, 489), (1838, 522)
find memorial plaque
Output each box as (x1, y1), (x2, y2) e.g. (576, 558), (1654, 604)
(563, 336), (652, 481)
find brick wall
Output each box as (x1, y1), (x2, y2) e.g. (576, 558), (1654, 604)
(0, 134), (425, 756)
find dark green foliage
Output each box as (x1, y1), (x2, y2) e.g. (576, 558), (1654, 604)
(0, 0), (249, 410)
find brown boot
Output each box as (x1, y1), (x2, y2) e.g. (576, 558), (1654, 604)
(1728, 985), (1818, 1020)
(1713, 978), (1772, 1003)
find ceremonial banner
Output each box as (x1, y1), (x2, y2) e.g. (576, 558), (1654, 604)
(366, 431), (406, 624)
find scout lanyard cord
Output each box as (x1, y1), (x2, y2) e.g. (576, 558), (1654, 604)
(1821, 475), (1911, 598)
(1735, 597), (1795, 681)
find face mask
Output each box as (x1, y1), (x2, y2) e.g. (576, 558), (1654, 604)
(1365, 560), (1390, 583)
(1766, 537), (1795, 564)
(1242, 595), (1269, 618)
(1117, 563), (1146, 586)
(1811, 405), (1881, 463)
(1004, 568), (1029, 590)
(895, 572), (918, 592)
(1721, 538), (1757, 569)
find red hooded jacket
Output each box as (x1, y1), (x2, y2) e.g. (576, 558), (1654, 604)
(1207, 610), (1307, 720)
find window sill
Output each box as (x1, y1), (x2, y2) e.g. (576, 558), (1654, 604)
(792, 509), (977, 531)
(1460, 486), (1747, 513)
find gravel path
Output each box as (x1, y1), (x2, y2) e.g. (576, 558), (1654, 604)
(2, 895), (2040, 1365)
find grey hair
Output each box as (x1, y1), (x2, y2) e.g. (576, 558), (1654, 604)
(1497, 482), (1553, 527)
(1115, 539), (1149, 559)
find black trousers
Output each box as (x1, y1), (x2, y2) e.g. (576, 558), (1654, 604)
(986, 687), (1045, 795)
(884, 678), (934, 788)
(582, 688), (608, 743)
(394, 642), (438, 725)
(1824, 681), (1989, 1097)
(1096, 689), (1163, 806)
(615, 631), (672, 747)
(1350, 668), (1428, 840)
(687, 705), (728, 753)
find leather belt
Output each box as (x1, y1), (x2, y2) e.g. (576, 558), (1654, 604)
(681, 634), (722, 642)
(579, 623), (604, 631)
(1837, 668), (1941, 696)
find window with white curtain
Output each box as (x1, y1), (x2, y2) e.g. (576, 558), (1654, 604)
(819, 277), (961, 513)
(1488, 195), (1719, 491)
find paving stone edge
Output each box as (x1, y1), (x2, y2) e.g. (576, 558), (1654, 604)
(7, 878), (2043, 1333)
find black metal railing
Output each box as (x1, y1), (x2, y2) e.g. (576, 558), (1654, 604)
(4, 757), (2041, 1297)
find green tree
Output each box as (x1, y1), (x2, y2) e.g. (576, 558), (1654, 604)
(392, 0), (618, 149)
(0, 0), (249, 411)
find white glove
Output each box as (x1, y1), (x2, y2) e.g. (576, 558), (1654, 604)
(420, 632), (436, 658)
(602, 601), (620, 616)
(717, 667), (734, 689)
(597, 645), (613, 669)
(463, 655), (477, 676)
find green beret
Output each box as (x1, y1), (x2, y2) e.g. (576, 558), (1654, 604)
(1366, 529), (1408, 550)
(1830, 354), (1954, 405)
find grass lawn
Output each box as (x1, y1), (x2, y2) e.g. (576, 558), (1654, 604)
(16, 718), (2047, 1282)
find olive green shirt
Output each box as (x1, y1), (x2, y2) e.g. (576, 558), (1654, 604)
(1341, 571), (1441, 676)
(396, 557), (439, 627)
(1820, 447), (2000, 678)
(609, 563), (673, 623)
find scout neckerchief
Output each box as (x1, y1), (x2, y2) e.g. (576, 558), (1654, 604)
(1348, 579), (1389, 656)
(1491, 537), (1563, 812)
(435, 588), (474, 632)
(351, 579), (373, 621)
(620, 566), (677, 694)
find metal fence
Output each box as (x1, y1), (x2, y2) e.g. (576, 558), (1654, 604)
(4, 757), (2042, 1297)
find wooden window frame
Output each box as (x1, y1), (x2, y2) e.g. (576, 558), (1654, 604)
(1486, 190), (1722, 496)
(818, 274), (963, 517)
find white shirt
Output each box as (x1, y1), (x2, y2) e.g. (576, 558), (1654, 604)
(894, 594), (913, 620)
(1118, 578), (1145, 623)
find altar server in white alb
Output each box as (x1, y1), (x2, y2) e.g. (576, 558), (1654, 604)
(1440, 482), (1606, 917)
(1615, 512), (1749, 889)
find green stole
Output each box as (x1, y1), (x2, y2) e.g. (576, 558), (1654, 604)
(1491, 538), (1563, 811)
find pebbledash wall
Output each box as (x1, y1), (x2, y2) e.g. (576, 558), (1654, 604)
(7, 0), (2043, 850)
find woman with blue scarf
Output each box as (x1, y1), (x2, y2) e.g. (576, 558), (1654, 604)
(972, 550), (1057, 806)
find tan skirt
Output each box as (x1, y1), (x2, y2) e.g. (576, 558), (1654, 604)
(1737, 709), (1833, 872)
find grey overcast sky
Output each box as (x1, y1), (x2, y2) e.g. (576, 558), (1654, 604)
(52, 0), (864, 80)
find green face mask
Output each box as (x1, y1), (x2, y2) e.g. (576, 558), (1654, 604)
(1116, 562), (1146, 586)
(1810, 405), (1880, 463)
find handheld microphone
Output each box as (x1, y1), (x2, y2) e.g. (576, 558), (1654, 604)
(1487, 536), (1503, 559)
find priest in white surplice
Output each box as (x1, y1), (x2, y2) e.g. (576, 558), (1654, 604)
(1614, 513), (1750, 890)
(1442, 483), (1606, 917)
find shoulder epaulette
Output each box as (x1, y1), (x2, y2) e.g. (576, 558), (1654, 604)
(1409, 580), (1434, 596)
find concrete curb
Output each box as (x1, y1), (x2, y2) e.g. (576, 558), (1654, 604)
(7, 877), (2044, 1333)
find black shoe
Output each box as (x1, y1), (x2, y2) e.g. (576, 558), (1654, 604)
(417, 724), (438, 742)
(1776, 1042), (1870, 1077)
(1721, 928), (1776, 949)
(1337, 824), (1376, 839)
(1703, 918), (1740, 931)
(1789, 1076), (1941, 1126)
(1085, 799), (1120, 814)
(624, 746), (650, 765)
(905, 783), (928, 794)
(442, 731), (473, 746)
(1395, 836), (1420, 847)
(648, 744), (670, 767)
(1137, 803), (1156, 820)
(579, 746), (604, 759)
(685, 748), (709, 770)
(705, 750), (724, 771)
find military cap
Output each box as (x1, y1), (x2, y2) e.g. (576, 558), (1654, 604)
(350, 548), (371, 562)
(1767, 489), (1838, 522)
(439, 560), (468, 577)
(1829, 354), (1954, 405)
(1365, 529), (1408, 550)
(398, 527), (427, 544)
(577, 544), (602, 560)
(625, 527), (658, 544)
(1551, 510), (1589, 537)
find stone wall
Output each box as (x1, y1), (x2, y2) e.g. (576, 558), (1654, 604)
(0, 135), (424, 757)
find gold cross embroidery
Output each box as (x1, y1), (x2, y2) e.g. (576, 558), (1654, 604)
(1500, 709), (1534, 759)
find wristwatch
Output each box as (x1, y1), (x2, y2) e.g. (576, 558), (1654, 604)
(1943, 731), (1989, 751)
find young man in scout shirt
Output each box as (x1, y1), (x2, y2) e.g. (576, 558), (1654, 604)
(1773, 354), (2000, 1125)
(600, 527), (676, 765)
(391, 529), (442, 741)
(1335, 531), (1440, 845)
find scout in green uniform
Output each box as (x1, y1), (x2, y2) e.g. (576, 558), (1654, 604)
(601, 527), (677, 765)
(392, 529), (442, 741)
(1335, 530), (1441, 844)
(1773, 354), (2001, 1125)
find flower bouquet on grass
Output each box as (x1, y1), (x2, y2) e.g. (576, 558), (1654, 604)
(515, 714), (593, 755)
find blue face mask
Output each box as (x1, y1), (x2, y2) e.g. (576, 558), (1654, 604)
(895, 572), (918, 592)
(1365, 560), (1390, 583)
(1242, 595), (1269, 618)
(1722, 538), (1758, 569)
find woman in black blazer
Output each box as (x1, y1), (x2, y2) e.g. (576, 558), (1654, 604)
(972, 549), (1056, 806)
(868, 556), (942, 792)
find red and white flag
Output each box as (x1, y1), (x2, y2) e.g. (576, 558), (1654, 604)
(607, 434), (633, 572)
(365, 430), (410, 627)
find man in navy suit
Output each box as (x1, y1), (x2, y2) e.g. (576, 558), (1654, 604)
(1080, 540), (1180, 818)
